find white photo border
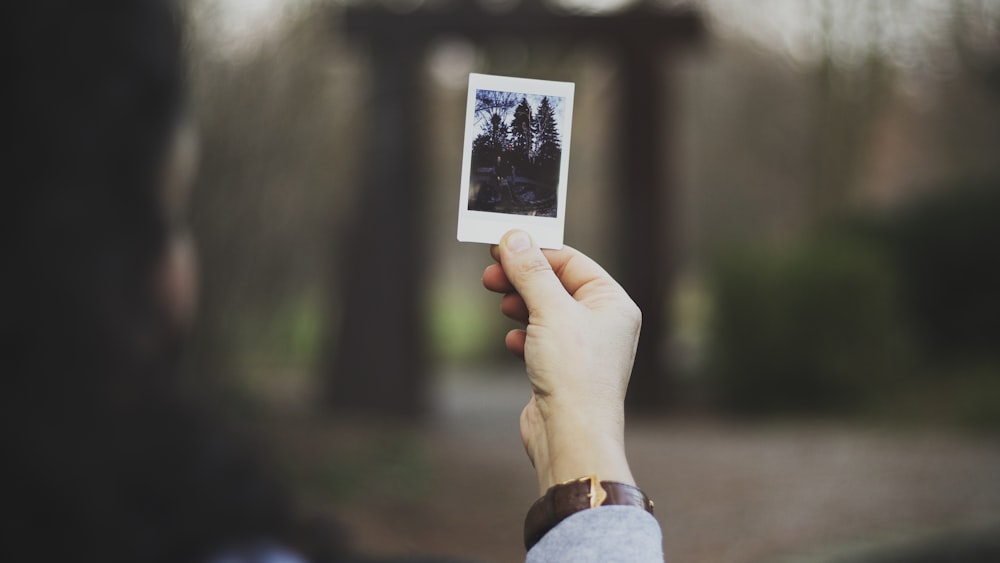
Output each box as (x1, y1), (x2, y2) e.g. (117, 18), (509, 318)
(457, 73), (575, 249)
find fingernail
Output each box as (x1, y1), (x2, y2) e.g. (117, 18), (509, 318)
(506, 231), (531, 253)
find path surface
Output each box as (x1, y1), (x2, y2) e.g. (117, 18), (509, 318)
(267, 370), (1000, 563)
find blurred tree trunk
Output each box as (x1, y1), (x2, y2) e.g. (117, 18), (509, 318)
(323, 40), (429, 417)
(615, 43), (675, 411)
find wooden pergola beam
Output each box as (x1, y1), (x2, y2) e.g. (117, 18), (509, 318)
(343, 6), (703, 45)
(327, 4), (704, 416)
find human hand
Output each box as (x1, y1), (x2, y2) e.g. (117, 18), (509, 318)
(482, 230), (640, 495)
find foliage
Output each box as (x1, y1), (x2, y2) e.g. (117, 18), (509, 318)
(706, 181), (1000, 426)
(886, 180), (1000, 364)
(707, 230), (910, 415)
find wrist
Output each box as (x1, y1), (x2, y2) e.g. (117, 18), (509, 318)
(532, 404), (634, 494)
(524, 476), (654, 550)
(540, 436), (634, 494)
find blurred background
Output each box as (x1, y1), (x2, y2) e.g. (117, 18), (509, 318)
(178, 0), (1000, 561)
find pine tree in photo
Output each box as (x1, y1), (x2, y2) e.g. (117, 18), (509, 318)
(510, 96), (534, 176)
(471, 132), (493, 168)
(471, 112), (509, 168)
(533, 96), (562, 183)
(487, 112), (509, 156)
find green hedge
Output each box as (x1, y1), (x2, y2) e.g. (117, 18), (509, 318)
(707, 232), (911, 414)
(705, 180), (1000, 421)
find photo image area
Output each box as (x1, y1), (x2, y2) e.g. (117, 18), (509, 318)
(467, 89), (567, 218)
(457, 74), (574, 249)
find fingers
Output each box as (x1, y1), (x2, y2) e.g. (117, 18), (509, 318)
(486, 233), (616, 298)
(494, 231), (575, 311)
(482, 263), (514, 294)
(505, 329), (526, 358)
(484, 263), (528, 323)
(486, 230), (627, 360)
(501, 292), (529, 325)
(497, 230), (624, 303)
(542, 246), (617, 298)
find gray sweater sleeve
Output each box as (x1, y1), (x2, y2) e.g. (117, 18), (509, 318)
(525, 505), (664, 563)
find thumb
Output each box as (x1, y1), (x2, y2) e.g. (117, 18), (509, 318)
(497, 230), (571, 311)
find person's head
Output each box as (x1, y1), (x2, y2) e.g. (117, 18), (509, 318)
(3, 3), (335, 561)
(7, 0), (187, 387)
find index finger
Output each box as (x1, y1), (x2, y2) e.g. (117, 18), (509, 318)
(483, 262), (515, 294)
(540, 245), (615, 298)
(495, 230), (623, 304)
(485, 244), (607, 296)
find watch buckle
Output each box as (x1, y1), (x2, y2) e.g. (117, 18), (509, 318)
(586, 475), (607, 508)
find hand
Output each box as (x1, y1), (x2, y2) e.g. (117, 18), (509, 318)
(483, 230), (640, 495)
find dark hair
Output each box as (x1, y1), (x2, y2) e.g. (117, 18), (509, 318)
(6, 0), (181, 386)
(3, 2), (342, 561)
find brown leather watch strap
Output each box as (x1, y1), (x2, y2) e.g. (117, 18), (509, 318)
(523, 476), (654, 550)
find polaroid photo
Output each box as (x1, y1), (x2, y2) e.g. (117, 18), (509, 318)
(457, 73), (575, 249)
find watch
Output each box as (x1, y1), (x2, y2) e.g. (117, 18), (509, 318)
(523, 475), (654, 550)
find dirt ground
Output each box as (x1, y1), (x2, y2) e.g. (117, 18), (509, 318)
(261, 370), (1000, 563)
